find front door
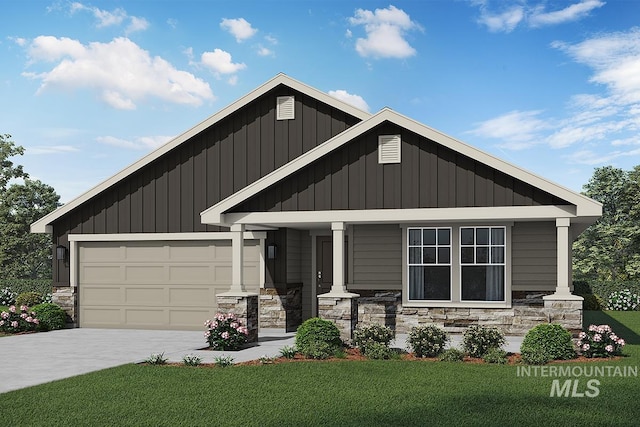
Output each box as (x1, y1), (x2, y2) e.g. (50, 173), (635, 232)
(316, 236), (333, 297)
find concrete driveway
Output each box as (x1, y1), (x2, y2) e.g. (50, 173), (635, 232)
(0, 328), (295, 394)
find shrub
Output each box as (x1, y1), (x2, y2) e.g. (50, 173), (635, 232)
(204, 313), (249, 351)
(462, 325), (505, 358)
(295, 318), (342, 359)
(578, 324), (625, 358)
(407, 325), (449, 358)
(574, 280), (640, 303)
(520, 323), (575, 365)
(607, 289), (640, 311)
(582, 294), (604, 311)
(0, 305), (40, 333)
(15, 292), (43, 308)
(0, 288), (16, 306)
(279, 345), (297, 359)
(361, 341), (393, 360)
(31, 303), (67, 331)
(439, 347), (464, 362)
(483, 348), (508, 364)
(259, 355), (276, 364)
(354, 324), (394, 358)
(182, 354), (202, 366)
(145, 353), (167, 365)
(0, 279), (52, 297)
(214, 355), (234, 367)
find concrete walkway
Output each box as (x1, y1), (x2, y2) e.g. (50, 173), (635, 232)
(0, 329), (523, 394)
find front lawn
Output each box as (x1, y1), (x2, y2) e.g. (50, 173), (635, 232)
(1, 312), (640, 426)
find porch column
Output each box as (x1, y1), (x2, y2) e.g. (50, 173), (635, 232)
(543, 217), (582, 334)
(217, 223), (259, 343)
(317, 222), (359, 342)
(230, 223), (245, 293)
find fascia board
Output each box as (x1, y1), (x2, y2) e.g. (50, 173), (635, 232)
(30, 73), (372, 234)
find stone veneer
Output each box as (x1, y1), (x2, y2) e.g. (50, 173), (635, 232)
(259, 286), (302, 332)
(357, 291), (583, 335)
(317, 295), (358, 342)
(51, 286), (76, 327)
(216, 294), (259, 343)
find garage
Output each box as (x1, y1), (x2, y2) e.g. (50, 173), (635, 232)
(77, 239), (261, 330)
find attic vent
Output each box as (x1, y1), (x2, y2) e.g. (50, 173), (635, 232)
(378, 135), (401, 164)
(276, 96), (295, 120)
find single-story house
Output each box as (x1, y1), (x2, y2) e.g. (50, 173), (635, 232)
(32, 74), (602, 340)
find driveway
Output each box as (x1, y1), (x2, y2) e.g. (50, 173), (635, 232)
(0, 328), (295, 394)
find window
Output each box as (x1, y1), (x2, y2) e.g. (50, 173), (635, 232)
(460, 227), (505, 301)
(408, 228), (451, 300)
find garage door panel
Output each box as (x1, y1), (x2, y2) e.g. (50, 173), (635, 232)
(79, 239), (262, 330)
(125, 265), (166, 282)
(169, 265), (212, 282)
(82, 286), (122, 305)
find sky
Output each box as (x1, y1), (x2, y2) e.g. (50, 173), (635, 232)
(1, 0), (639, 203)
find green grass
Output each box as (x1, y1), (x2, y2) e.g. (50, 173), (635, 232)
(1, 312), (640, 426)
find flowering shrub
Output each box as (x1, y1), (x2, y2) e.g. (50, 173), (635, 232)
(204, 313), (248, 351)
(0, 287), (16, 306)
(407, 325), (449, 358)
(462, 325), (505, 358)
(607, 289), (640, 311)
(354, 324), (394, 359)
(0, 305), (40, 333)
(578, 324), (625, 358)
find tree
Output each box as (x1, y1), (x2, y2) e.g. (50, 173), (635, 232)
(573, 165), (640, 282)
(0, 134), (61, 279)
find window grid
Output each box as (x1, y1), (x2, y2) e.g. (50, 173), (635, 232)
(408, 227), (451, 267)
(460, 227), (506, 266)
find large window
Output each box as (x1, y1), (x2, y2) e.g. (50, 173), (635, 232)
(408, 228), (451, 300)
(460, 227), (505, 301)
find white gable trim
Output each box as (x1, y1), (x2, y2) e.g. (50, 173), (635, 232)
(200, 108), (602, 226)
(31, 73), (371, 234)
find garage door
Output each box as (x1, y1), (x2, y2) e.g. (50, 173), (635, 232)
(78, 240), (260, 330)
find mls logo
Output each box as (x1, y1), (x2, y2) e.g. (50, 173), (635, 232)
(550, 379), (600, 397)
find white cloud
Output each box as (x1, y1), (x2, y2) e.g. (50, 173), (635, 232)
(27, 145), (79, 155)
(23, 36), (214, 109)
(220, 18), (257, 42)
(328, 90), (370, 112)
(201, 48), (247, 75)
(257, 46), (274, 57)
(70, 2), (148, 33)
(473, 0), (604, 33)
(349, 5), (422, 59)
(529, 0), (605, 27)
(97, 135), (173, 150)
(468, 110), (550, 149)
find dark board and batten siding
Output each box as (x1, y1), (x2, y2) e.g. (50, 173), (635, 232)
(234, 122), (570, 213)
(51, 86), (361, 286)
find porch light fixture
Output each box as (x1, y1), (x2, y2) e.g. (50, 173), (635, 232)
(267, 243), (277, 260)
(56, 245), (67, 261)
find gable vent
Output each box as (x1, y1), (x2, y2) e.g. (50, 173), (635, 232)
(276, 96), (295, 120)
(378, 135), (401, 164)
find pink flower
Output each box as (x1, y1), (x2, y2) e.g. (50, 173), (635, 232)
(238, 327), (248, 335)
(216, 313), (226, 321)
(20, 305), (28, 311)
(33, 319), (39, 325)
(204, 319), (211, 326)
(588, 324), (597, 332)
(25, 316), (33, 323)
(582, 344), (590, 351)
(227, 313), (235, 320)
(605, 345), (614, 353)
(204, 331), (211, 338)
(231, 322), (239, 329)
(617, 339), (625, 346)
(20, 313), (28, 319)
(610, 334), (618, 341)
(11, 321), (18, 328)
(9, 306), (16, 313)
(593, 334), (602, 342)
(0, 320), (4, 326)
(1, 312), (8, 319)
(221, 332), (230, 339)
(578, 332), (587, 339)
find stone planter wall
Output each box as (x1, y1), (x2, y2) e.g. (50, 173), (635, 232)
(51, 286), (76, 327)
(318, 295), (358, 342)
(259, 287), (302, 332)
(356, 290), (583, 335)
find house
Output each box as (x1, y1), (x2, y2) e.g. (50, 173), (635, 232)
(31, 74), (602, 341)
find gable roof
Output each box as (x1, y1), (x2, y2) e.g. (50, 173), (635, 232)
(200, 108), (602, 225)
(31, 73), (372, 233)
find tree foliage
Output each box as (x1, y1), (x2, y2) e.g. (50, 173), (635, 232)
(573, 165), (640, 282)
(0, 134), (60, 279)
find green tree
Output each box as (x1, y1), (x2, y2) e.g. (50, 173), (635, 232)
(0, 134), (60, 279)
(573, 165), (640, 281)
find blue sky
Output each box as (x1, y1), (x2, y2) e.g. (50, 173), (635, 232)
(1, 0), (639, 202)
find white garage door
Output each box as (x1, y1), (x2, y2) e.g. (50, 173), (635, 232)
(78, 240), (261, 330)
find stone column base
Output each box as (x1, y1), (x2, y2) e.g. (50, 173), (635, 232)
(216, 293), (259, 343)
(51, 286), (76, 327)
(543, 295), (584, 334)
(317, 293), (359, 343)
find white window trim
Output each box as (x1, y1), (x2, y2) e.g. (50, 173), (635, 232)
(402, 224), (512, 308)
(459, 226), (507, 303)
(407, 227), (452, 303)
